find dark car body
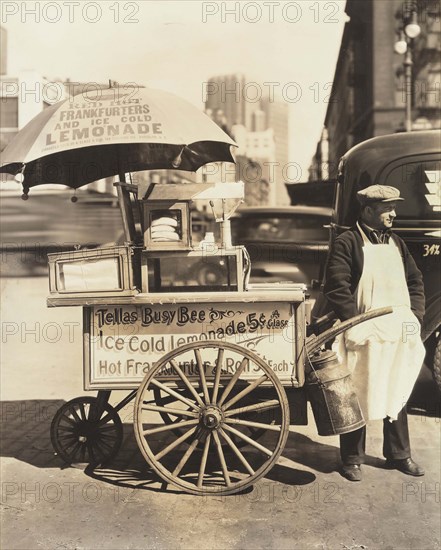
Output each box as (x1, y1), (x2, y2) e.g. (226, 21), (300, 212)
(231, 206), (332, 291)
(285, 180), (337, 208)
(312, 130), (441, 384)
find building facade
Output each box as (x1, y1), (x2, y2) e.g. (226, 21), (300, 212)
(310, 0), (441, 180)
(205, 73), (290, 205)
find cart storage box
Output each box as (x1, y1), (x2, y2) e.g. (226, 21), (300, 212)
(141, 247), (245, 293)
(48, 245), (140, 298)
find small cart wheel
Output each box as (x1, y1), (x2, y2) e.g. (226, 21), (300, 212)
(134, 341), (290, 495)
(51, 396), (123, 466)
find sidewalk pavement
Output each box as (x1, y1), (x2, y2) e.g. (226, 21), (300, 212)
(1, 277), (440, 550)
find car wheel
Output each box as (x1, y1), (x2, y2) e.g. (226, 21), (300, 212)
(195, 262), (223, 286)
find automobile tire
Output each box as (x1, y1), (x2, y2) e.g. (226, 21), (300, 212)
(196, 263), (223, 286)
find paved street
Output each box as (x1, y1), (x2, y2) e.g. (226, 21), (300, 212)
(1, 277), (440, 550)
(0, 191), (123, 277)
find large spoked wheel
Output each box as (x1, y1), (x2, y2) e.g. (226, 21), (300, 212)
(152, 386), (269, 444)
(134, 341), (290, 495)
(51, 396), (123, 466)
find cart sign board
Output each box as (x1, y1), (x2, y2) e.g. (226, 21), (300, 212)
(85, 302), (300, 389)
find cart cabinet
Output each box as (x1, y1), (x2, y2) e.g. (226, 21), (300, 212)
(48, 245), (140, 298)
(50, 286), (310, 496)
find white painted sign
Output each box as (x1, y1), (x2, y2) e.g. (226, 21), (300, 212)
(86, 302), (297, 388)
(425, 170), (441, 212)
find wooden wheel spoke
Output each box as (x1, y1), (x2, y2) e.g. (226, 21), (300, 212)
(95, 437), (113, 452)
(213, 431), (231, 486)
(79, 402), (87, 421)
(57, 434), (77, 444)
(79, 442), (87, 462)
(150, 379), (200, 411)
(170, 360), (205, 407)
(172, 436), (200, 476)
(141, 403), (198, 418)
(211, 348), (224, 403)
(143, 419), (199, 436)
(225, 418), (281, 432)
(69, 406), (82, 424)
(154, 426), (198, 461)
(56, 437), (78, 449)
(92, 439), (109, 459)
(98, 434), (117, 443)
(98, 424), (118, 433)
(222, 374), (268, 411)
(197, 433), (212, 488)
(218, 357), (249, 406)
(57, 425), (76, 433)
(62, 438), (79, 452)
(96, 412), (114, 427)
(224, 399), (280, 418)
(222, 424), (273, 457)
(69, 441), (82, 461)
(87, 441), (97, 464)
(194, 349), (210, 404)
(219, 428), (255, 475)
(60, 415), (77, 427)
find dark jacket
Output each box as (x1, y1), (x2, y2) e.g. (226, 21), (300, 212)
(324, 225), (425, 324)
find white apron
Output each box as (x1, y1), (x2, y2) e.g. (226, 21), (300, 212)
(333, 223), (425, 421)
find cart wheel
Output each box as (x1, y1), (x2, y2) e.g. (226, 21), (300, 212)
(50, 397), (123, 466)
(134, 341), (290, 495)
(152, 386), (269, 444)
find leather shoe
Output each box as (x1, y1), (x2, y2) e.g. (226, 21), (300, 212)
(385, 458), (425, 476)
(340, 464), (362, 481)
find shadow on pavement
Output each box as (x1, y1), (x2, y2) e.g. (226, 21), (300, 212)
(2, 395), (438, 495)
(408, 365), (441, 417)
(0, 399), (324, 495)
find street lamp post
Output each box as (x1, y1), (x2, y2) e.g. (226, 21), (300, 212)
(394, 4), (421, 132)
(403, 48), (413, 131)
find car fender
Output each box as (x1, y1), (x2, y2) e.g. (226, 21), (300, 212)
(422, 295), (441, 342)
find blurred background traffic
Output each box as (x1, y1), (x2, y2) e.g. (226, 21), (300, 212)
(1, 0), (440, 289)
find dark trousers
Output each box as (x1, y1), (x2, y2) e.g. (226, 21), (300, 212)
(340, 408), (411, 465)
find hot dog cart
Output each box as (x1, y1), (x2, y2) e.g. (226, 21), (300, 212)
(46, 179), (388, 495)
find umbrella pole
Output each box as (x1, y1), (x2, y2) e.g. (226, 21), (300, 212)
(115, 172), (137, 244)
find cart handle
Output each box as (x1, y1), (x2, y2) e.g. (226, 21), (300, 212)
(307, 310), (338, 337)
(305, 306), (393, 356)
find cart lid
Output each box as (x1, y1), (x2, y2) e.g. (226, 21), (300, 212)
(140, 181), (244, 201)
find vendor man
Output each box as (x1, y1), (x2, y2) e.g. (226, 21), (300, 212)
(324, 185), (426, 482)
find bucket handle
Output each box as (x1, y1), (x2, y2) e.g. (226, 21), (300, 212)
(305, 352), (327, 388)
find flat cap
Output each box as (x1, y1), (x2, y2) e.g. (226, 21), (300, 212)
(357, 185), (404, 205)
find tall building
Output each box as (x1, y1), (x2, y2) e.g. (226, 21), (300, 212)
(310, 0), (441, 180)
(205, 73), (260, 130)
(205, 73), (290, 205)
(261, 97), (289, 197)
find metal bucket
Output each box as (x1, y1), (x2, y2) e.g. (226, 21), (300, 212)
(305, 350), (365, 436)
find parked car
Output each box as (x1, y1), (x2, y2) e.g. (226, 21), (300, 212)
(231, 206), (332, 293)
(311, 130), (441, 390)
